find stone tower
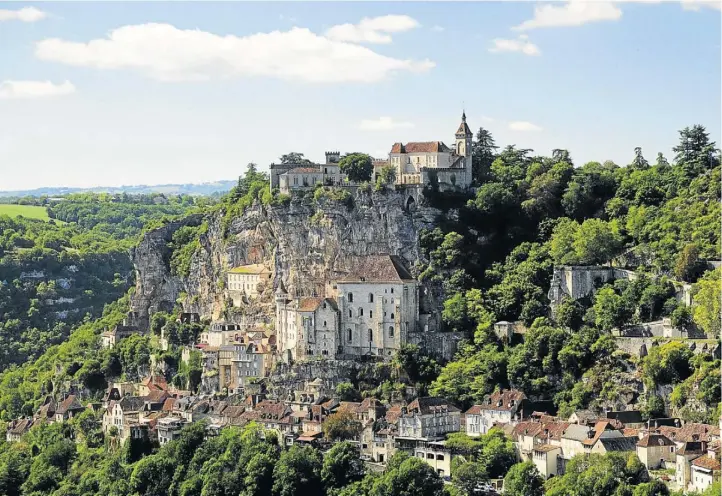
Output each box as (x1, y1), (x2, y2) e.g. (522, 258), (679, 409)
(455, 111), (473, 185)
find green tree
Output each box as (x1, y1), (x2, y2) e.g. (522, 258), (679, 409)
(692, 269), (721, 335)
(272, 445), (323, 496)
(335, 382), (361, 402)
(322, 441), (365, 494)
(323, 411), (362, 441)
(452, 461), (487, 495)
(674, 244), (704, 282)
(472, 127), (498, 184)
(339, 153), (373, 183)
(503, 461), (544, 496)
(279, 152), (314, 165)
(372, 455), (444, 496)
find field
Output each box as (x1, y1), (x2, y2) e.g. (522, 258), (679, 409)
(0, 204), (52, 221)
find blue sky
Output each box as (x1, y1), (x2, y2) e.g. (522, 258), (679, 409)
(0, 1), (719, 190)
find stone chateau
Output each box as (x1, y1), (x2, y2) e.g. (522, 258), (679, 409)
(270, 113), (474, 194)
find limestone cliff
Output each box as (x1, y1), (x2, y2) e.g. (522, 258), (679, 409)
(130, 189), (441, 330)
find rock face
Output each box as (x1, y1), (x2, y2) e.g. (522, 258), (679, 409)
(130, 189), (441, 331)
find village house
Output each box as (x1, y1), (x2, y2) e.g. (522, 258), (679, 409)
(532, 444), (563, 479)
(636, 433), (676, 470)
(6, 418), (34, 442)
(54, 395), (85, 422)
(677, 441), (709, 489)
(689, 452), (721, 492)
(157, 417), (188, 445)
(232, 342), (272, 390)
(414, 441), (454, 478)
(103, 396), (146, 439)
(397, 397), (461, 444)
(227, 264), (273, 305)
(464, 389), (526, 436)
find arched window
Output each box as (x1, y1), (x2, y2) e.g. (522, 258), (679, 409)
(450, 173), (456, 185)
(347, 329), (352, 342)
(368, 329), (373, 342)
(369, 293), (374, 303)
(349, 309), (352, 318)
(369, 311), (373, 318)
(323, 321), (327, 327)
(348, 293), (353, 303)
(390, 313), (395, 320)
(389, 326), (394, 338)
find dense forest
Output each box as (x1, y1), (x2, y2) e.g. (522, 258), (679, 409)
(0, 194), (202, 372)
(0, 125), (718, 496)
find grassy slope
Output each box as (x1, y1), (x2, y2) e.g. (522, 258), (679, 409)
(0, 204), (51, 221)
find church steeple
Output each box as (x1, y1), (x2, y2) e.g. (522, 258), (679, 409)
(455, 111), (472, 139)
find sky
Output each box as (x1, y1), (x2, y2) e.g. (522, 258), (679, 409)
(0, 1), (720, 191)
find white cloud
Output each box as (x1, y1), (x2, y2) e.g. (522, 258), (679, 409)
(0, 6), (47, 22)
(359, 116), (414, 131)
(35, 23), (434, 84)
(431, 25), (444, 32)
(0, 80), (75, 99)
(680, 0), (721, 10)
(325, 15), (420, 44)
(480, 115), (495, 123)
(513, 1), (622, 31)
(489, 36), (541, 56)
(508, 121), (543, 132)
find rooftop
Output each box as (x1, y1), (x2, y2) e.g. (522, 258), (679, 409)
(337, 255), (414, 283)
(390, 141), (452, 154)
(228, 264), (270, 275)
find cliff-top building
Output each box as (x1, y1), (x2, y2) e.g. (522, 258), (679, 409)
(269, 113), (473, 194)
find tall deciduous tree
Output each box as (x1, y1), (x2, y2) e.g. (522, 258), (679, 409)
(339, 153), (373, 183)
(503, 461), (544, 496)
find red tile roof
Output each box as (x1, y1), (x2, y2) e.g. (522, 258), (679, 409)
(299, 298), (324, 312)
(465, 390), (526, 414)
(56, 395), (83, 414)
(692, 456), (721, 470)
(390, 142), (452, 154)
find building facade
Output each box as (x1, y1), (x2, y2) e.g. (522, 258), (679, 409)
(275, 255), (419, 362)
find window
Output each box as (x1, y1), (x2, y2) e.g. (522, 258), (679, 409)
(390, 313), (395, 320)
(360, 308), (364, 316)
(436, 454), (445, 461)
(369, 311), (373, 318)
(390, 288), (394, 294)
(369, 293), (374, 303)
(349, 309), (352, 318)
(368, 329), (373, 342)
(323, 321), (327, 327)
(389, 326), (394, 338)
(348, 293), (353, 303)
(347, 329), (352, 342)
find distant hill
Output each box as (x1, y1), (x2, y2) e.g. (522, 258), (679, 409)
(0, 180), (237, 198)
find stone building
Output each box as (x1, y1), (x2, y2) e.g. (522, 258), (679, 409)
(275, 292), (340, 362)
(636, 433), (676, 470)
(270, 114), (473, 195)
(397, 397), (461, 442)
(275, 255), (420, 362)
(389, 112), (473, 190)
(464, 389), (527, 436)
(227, 264), (272, 305)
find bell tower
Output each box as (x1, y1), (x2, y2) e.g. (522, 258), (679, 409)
(455, 111), (473, 186)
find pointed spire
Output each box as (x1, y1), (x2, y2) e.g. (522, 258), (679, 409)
(455, 110), (472, 138)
